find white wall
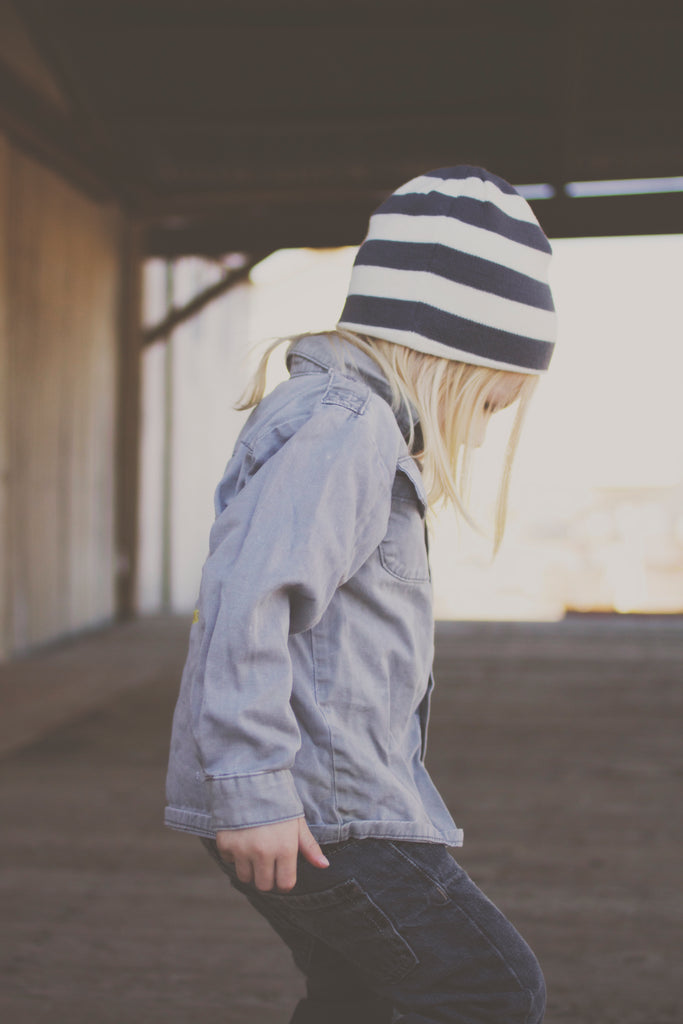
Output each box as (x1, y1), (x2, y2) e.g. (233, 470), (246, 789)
(0, 133), (123, 656)
(138, 249), (356, 614)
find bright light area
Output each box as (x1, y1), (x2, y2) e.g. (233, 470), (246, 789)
(431, 234), (683, 619)
(514, 184), (556, 200)
(139, 235), (683, 620)
(565, 177), (683, 197)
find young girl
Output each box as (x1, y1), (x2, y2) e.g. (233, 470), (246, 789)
(165, 165), (556, 1023)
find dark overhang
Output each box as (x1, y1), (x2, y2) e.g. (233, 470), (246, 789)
(2, 0), (682, 254)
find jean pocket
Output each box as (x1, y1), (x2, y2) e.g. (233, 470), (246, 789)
(242, 877), (419, 985)
(321, 837), (363, 855)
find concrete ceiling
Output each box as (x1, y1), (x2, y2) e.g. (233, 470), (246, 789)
(3, 0), (683, 254)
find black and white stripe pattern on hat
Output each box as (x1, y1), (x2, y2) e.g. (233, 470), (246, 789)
(337, 166), (557, 373)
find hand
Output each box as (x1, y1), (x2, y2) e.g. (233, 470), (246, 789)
(215, 816), (329, 892)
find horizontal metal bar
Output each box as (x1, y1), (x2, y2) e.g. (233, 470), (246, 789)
(142, 255), (267, 345)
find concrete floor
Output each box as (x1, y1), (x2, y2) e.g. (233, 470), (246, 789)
(0, 614), (681, 1023)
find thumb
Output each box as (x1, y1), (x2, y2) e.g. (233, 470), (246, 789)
(298, 818), (330, 869)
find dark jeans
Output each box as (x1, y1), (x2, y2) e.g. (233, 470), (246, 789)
(201, 836), (545, 1024)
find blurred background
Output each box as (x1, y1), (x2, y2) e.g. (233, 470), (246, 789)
(1, 0), (682, 656)
(139, 236), (683, 622)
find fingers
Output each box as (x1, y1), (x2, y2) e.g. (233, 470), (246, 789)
(231, 847), (275, 892)
(215, 819), (304, 893)
(233, 856), (253, 886)
(298, 818), (330, 870)
(214, 819), (329, 894)
(252, 855), (276, 893)
(274, 848), (298, 892)
(234, 852), (295, 892)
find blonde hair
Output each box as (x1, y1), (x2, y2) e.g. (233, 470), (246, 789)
(237, 328), (537, 552)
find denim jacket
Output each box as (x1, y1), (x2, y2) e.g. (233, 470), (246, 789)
(164, 333), (463, 846)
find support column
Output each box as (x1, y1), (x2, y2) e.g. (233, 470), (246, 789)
(115, 219), (143, 620)
(160, 259), (175, 612)
(0, 134), (10, 657)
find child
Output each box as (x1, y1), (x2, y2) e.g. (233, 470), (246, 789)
(165, 166), (556, 1023)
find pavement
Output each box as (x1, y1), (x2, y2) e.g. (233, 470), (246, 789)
(0, 614), (681, 1023)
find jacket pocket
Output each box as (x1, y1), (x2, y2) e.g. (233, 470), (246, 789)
(378, 461), (430, 583)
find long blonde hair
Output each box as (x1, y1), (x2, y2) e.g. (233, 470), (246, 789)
(237, 328), (537, 552)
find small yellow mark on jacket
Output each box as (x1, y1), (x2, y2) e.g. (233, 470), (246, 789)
(192, 609), (199, 625)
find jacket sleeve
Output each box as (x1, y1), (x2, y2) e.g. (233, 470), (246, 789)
(191, 390), (397, 831)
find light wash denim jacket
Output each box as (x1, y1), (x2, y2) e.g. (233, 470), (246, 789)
(164, 333), (463, 846)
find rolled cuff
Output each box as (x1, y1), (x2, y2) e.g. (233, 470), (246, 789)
(206, 769), (304, 830)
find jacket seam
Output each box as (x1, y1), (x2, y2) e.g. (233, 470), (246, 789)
(166, 812), (459, 846)
(241, 411), (312, 455)
(205, 767), (293, 781)
(310, 628), (343, 836)
(211, 812), (303, 830)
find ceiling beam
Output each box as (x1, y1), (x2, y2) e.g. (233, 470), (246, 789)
(17, 0), (683, 31)
(146, 191), (683, 257)
(0, 60), (114, 200)
(17, 0), (558, 31)
(13, 0), (154, 210)
(530, 192), (683, 240)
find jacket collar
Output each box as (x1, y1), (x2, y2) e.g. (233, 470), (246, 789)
(287, 333), (419, 442)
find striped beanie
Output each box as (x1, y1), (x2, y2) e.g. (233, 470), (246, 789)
(337, 166), (556, 374)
